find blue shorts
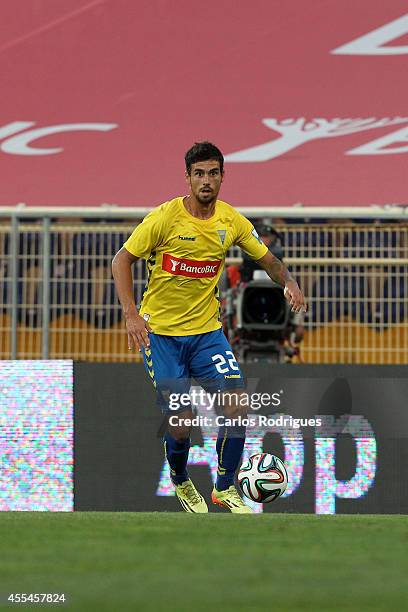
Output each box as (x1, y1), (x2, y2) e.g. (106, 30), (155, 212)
(141, 328), (244, 414)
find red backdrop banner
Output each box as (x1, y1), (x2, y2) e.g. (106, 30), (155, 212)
(1, 1), (408, 208)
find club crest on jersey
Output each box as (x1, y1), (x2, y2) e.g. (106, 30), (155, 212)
(162, 253), (221, 278)
(217, 229), (226, 245)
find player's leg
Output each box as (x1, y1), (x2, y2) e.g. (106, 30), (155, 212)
(189, 329), (252, 513)
(142, 334), (192, 485)
(165, 407), (207, 512)
(142, 334), (207, 512)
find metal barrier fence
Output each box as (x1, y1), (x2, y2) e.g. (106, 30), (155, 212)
(0, 214), (407, 363)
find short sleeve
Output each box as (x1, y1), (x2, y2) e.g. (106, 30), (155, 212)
(233, 213), (269, 260)
(123, 208), (164, 259)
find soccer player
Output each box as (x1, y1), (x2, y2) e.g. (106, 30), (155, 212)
(112, 141), (306, 513)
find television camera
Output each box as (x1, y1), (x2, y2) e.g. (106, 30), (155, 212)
(223, 223), (304, 363)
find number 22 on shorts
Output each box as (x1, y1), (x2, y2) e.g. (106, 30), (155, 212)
(211, 351), (240, 374)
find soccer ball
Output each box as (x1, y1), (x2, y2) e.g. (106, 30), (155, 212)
(237, 453), (288, 503)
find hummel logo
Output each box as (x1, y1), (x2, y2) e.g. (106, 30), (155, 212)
(178, 235), (196, 241)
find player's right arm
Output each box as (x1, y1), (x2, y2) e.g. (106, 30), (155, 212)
(111, 247), (152, 350)
(112, 206), (165, 350)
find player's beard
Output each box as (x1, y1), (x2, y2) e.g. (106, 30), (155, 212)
(196, 189), (218, 206)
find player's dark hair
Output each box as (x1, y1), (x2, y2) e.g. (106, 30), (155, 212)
(185, 141), (224, 175)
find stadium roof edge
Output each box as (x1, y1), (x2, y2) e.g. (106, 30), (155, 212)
(0, 205), (407, 219)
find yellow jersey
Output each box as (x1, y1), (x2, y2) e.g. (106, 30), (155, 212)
(123, 197), (268, 335)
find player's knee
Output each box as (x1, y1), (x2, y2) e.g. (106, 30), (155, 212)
(169, 427), (190, 442)
(223, 391), (248, 419)
(168, 410), (193, 441)
(224, 404), (248, 419)
(168, 425), (191, 441)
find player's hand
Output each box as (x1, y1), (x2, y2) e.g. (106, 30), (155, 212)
(125, 311), (152, 351)
(284, 281), (307, 313)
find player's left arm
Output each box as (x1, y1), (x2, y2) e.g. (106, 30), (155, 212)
(256, 250), (307, 313)
(232, 211), (306, 313)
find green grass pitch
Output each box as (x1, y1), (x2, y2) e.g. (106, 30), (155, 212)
(0, 513), (407, 611)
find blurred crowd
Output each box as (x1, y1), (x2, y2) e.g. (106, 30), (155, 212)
(0, 216), (406, 328)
